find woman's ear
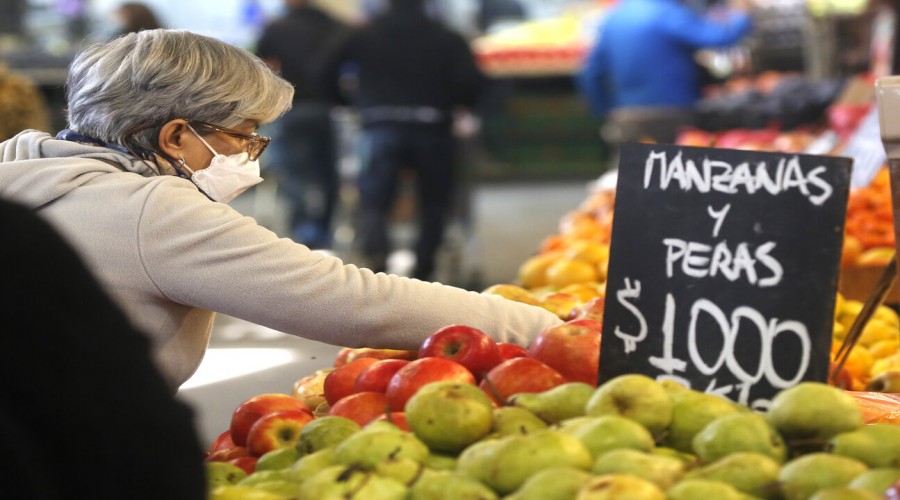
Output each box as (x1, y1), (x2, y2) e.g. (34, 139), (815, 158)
(157, 119), (191, 160)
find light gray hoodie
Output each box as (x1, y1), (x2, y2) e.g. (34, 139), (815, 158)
(0, 130), (562, 388)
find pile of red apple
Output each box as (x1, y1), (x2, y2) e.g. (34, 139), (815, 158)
(204, 319), (602, 474)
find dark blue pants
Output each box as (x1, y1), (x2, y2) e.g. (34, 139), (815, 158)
(263, 102), (338, 249)
(356, 124), (456, 280)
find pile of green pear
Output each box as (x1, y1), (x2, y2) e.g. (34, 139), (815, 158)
(205, 376), (900, 500)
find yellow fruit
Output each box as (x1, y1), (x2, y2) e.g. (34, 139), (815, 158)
(874, 305), (900, 328)
(540, 292), (581, 320)
(832, 321), (847, 342)
(544, 258), (599, 288)
(482, 283), (541, 306)
(563, 239), (610, 265)
(516, 252), (562, 289)
(858, 318), (899, 348)
(872, 352), (900, 377)
(832, 343), (874, 384)
(837, 299), (865, 330)
(856, 247), (895, 267)
(869, 338), (900, 359)
(557, 283), (603, 303)
(834, 293), (845, 319)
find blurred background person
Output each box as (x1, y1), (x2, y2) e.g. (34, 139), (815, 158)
(477, 0), (526, 34)
(319, 0), (486, 281)
(111, 2), (162, 37)
(577, 0), (753, 163)
(256, 0), (348, 249)
(0, 64), (51, 141)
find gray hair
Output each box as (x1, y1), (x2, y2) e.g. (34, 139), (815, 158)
(65, 29), (293, 154)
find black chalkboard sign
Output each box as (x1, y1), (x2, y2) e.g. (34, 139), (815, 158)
(599, 142), (853, 410)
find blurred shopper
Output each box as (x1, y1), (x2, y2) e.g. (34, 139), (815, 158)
(0, 197), (205, 500)
(112, 2), (161, 37)
(477, 0), (526, 33)
(0, 64), (51, 141)
(256, 0), (348, 249)
(319, 0), (486, 281)
(577, 0), (752, 155)
(0, 29), (560, 390)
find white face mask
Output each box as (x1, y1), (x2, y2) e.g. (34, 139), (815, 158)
(180, 125), (264, 203)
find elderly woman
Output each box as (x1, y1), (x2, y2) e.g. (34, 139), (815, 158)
(0, 29), (561, 389)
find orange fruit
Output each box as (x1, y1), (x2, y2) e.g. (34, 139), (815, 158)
(545, 259), (599, 288)
(841, 234), (863, 268)
(516, 252), (562, 289)
(481, 283), (541, 306)
(564, 239), (610, 265)
(540, 292), (581, 320)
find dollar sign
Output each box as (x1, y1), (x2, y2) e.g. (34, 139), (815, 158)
(614, 277), (647, 354)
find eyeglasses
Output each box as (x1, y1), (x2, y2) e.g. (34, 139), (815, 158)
(188, 121), (271, 161)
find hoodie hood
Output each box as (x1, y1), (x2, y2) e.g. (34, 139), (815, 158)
(0, 129), (164, 209)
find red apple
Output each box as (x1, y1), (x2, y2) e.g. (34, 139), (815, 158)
(385, 357), (476, 411)
(205, 446), (250, 463)
(245, 409), (315, 457)
(333, 347), (419, 367)
(568, 297), (605, 322)
(328, 391), (390, 427)
(370, 411), (410, 432)
(323, 357), (379, 406)
(230, 393), (310, 447)
(480, 357), (567, 405)
(228, 456), (258, 475)
(354, 359), (411, 393)
(418, 325), (502, 380)
(527, 322), (601, 386)
(885, 479), (900, 500)
(497, 342), (528, 361)
(208, 429), (235, 455)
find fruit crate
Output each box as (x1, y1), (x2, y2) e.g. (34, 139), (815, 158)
(839, 265), (900, 305)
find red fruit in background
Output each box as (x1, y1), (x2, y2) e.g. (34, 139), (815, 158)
(497, 342), (528, 361)
(480, 357), (567, 404)
(418, 324), (503, 380)
(230, 393), (310, 447)
(205, 446), (250, 463)
(385, 357), (476, 411)
(370, 411), (410, 432)
(333, 347), (419, 367)
(354, 359), (411, 393)
(527, 322), (601, 386)
(323, 357), (379, 406)
(208, 430), (236, 455)
(228, 456), (258, 475)
(245, 409), (314, 457)
(328, 391), (390, 427)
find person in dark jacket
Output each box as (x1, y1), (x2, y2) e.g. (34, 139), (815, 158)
(319, 0), (486, 280)
(256, 0), (348, 249)
(0, 197), (206, 499)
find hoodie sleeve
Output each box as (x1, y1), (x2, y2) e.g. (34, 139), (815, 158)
(137, 183), (563, 351)
(577, 30), (613, 119)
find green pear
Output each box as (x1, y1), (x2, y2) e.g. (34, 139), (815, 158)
(692, 413), (788, 463)
(208, 485), (285, 500)
(659, 378), (691, 395)
(663, 390), (740, 453)
(373, 456), (426, 486)
(239, 469), (299, 486)
(651, 446), (700, 467)
(476, 430), (593, 495)
(830, 423), (900, 468)
(592, 448), (685, 490)
(291, 448), (335, 481)
(332, 428), (429, 469)
(504, 466), (593, 500)
(685, 451), (782, 500)
(778, 452), (869, 500)
(586, 374), (673, 436)
(255, 447), (300, 471)
(206, 461), (248, 489)
(509, 382), (594, 423)
(809, 487), (883, 500)
(575, 473), (666, 500)
(456, 436), (506, 481)
(295, 415), (361, 456)
(491, 406), (548, 437)
(666, 478), (749, 500)
(424, 452), (457, 471)
(250, 480), (302, 498)
(297, 465), (407, 500)
(766, 382), (863, 443)
(405, 381), (495, 453)
(847, 468), (900, 494)
(557, 415), (655, 459)
(407, 469), (498, 500)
